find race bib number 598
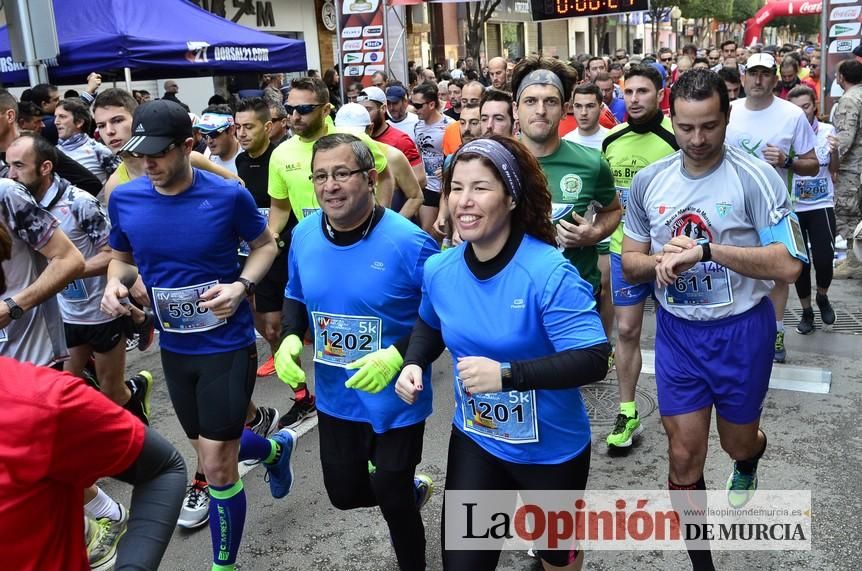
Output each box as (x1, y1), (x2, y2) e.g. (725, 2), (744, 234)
(152, 281), (226, 333)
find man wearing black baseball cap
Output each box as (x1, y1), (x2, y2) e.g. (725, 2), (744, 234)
(102, 99), (295, 570)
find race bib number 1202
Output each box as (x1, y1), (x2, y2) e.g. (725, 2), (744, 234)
(312, 311), (381, 367)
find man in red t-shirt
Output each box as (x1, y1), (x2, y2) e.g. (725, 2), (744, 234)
(358, 86), (427, 213)
(0, 357), (186, 571)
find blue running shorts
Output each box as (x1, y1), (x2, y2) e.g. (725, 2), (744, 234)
(654, 297), (775, 424)
(610, 252), (652, 306)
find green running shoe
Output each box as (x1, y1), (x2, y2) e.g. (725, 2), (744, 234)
(774, 330), (786, 363)
(606, 412), (642, 448)
(88, 503), (129, 571)
(414, 474), (433, 510)
(726, 463), (758, 509)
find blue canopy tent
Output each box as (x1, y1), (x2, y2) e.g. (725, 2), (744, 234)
(0, 0), (307, 86)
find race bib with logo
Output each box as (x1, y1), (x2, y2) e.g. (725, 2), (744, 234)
(794, 178), (829, 202)
(312, 311), (381, 367)
(665, 262), (733, 307)
(302, 207), (321, 218)
(61, 279), (88, 302)
(239, 208), (270, 256)
(459, 376), (539, 444)
(152, 280), (226, 333)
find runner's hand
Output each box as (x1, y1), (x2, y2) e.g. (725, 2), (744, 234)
(101, 278), (132, 317)
(198, 282), (245, 319)
(762, 144), (784, 167)
(655, 247), (702, 287)
(275, 334), (305, 388)
(660, 235), (697, 255)
(457, 356), (502, 394)
(395, 364), (424, 404)
(130, 275), (150, 307)
(345, 345), (403, 394)
(556, 213), (597, 248)
(86, 73), (102, 94)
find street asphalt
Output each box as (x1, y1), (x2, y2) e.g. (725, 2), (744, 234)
(103, 277), (862, 570)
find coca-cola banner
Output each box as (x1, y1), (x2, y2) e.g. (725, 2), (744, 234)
(824, 0), (862, 116)
(337, 0), (386, 95)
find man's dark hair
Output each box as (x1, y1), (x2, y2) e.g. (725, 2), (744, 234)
(312, 133), (374, 172)
(93, 88), (138, 114)
(64, 89), (79, 99)
(16, 132), (58, 170)
(290, 77), (330, 104)
(573, 83), (603, 104)
(448, 77), (465, 90)
(787, 84), (816, 102)
(670, 69), (729, 117)
(683, 43), (698, 56)
(658, 47), (674, 57)
(625, 64), (664, 92)
(0, 89), (19, 115)
(717, 67), (741, 85)
(268, 101), (287, 119)
(235, 97), (271, 124)
(412, 82), (439, 106)
(138, 90), (151, 97)
(510, 55), (578, 102)
(28, 84), (58, 107)
(593, 71), (613, 83)
(479, 88), (514, 123)
(839, 60), (862, 84)
(571, 61), (585, 82)
(57, 98), (92, 131)
(202, 103), (233, 116)
(693, 57), (711, 67)
(17, 101), (43, 121)
(720, 40), (738, 51)
(609, 63), (623, 72)
(208, 94), (228, 106)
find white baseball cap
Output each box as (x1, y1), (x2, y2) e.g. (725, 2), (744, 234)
(746, 53), (776, 70)
(357, 86), (386, 105)
(334, 103), (372, 131)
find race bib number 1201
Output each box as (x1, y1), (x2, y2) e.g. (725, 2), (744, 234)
(459, 376), (539, 444)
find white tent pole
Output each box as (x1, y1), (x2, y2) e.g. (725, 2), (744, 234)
(124, 67), (132, 92)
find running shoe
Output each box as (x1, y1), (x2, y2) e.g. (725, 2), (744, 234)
(607, 344), (616, 372)
(816, 293), (835, 329)
(127, 371), (154, 421)
(265, 428), (297, 499)
(256, 356), (276, 377)
(177, 480), (210, 529)
(414, 474), (433, 510)
(125, 335), (139, 352)
(795, 308), (815, 335)
(242, 406), (280, 467)
(726, 463), (758, 509)
(606, 412), (642, 448)
(774, 330), (786, 363)
(278, 394), (317, 429)
(88, 503), (128, 571)
(135, 310), (156, 352)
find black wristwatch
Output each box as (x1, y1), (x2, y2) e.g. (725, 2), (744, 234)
(4, 297), (24, 320)
(697, 238), (712, 263)
(783, 154), (794, 169)
(237, 278), (256, 296)
(500, 361), (513, 390)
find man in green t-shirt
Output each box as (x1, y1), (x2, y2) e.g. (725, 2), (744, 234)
(602, 64), (679, 450)
(267, 77), (393, 431)
(510, 56), (621, 296)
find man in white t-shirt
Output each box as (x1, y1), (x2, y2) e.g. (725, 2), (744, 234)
(386, 85), (419, 144)
(195, 106), (242, 175)
(411, 82), (453, 234)
(726, 52), (818, 364)
(564, 83), (609, 150)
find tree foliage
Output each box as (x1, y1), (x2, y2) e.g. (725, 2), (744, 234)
(465, 0), (503, 64)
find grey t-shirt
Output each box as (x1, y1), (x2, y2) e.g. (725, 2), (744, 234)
(624, 145), (792, 321)
(0, 180), (68, 365)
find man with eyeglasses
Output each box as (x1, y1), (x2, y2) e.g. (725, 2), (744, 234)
(269, 77), (393, 430)
(274, 132), (437, 571)
(103, 99), (295, 571)
(411, 82), (454, 235)
(268, 102), (290, 147)
(195, 104), (241, 174)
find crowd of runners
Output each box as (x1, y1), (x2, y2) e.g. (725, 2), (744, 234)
(1, 36), (861, 571)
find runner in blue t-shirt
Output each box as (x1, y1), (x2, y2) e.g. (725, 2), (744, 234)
(395, 136), (610, 571)
(100, 100), (297, 571)
(273, 133), (438, 570)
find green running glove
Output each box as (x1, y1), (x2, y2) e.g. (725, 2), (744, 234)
(274, 334), (305, 388)
(344, 345), (403, 394)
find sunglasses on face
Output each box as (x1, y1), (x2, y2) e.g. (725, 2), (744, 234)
(285, 103), (324, 115)
(411, 100), (430, 108)
(201, 129), (229, 140)
(661, 57), (673, 62)
(128, 142), (178, 159)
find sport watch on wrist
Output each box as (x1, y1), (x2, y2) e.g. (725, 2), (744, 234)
(783, 154), (794, 169)
(3, 297), (24, 320)
(500, 361), (512, 389)
(237, 278), (256, 296)
(696, 238), (712, 263)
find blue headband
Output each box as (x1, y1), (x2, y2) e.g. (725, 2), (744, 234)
(453, 139), (523, 203)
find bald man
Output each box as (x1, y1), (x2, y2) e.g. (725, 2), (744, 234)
(488, 57), (508, 91)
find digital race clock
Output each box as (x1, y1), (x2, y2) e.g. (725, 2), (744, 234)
(531, 0), (651, 20)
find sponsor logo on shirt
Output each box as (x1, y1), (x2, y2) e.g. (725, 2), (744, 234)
(510, 298), (526, 309)
(284, 161), (303, 172)
(715, 202), (733, 217)
(198, 199), (213, 210)
(559, 174), (583, 200)
(371, 261), (385, 271)
(657, 204), (673, 215)
(666, 209), (714, 241)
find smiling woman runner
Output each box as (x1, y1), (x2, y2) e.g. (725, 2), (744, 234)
(395, 135), (611, 571)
